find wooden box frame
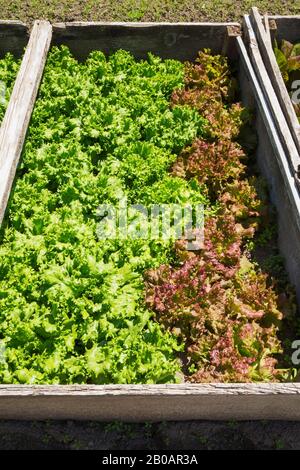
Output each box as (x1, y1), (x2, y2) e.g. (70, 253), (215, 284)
(0, 21), (300, 421)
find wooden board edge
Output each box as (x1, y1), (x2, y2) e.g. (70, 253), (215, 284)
(0, 383), (299, 396)
(52, 21), (241, 28)
(268, 15), (300, 20)
(0, 20), (52, 226)
(0, 20), (27, 27)
(0, 384), (299, 421)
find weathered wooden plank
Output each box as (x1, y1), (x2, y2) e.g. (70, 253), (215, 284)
(250, 7), (300, 159)
(244, 13), (300, 179)
(1, 383), (299, 395)
(0, 20), (52, 226)
(0, 384), (298, 421)
(52, 22), (241, 61)
(263, 14), (271, 46)
(0, 21), (28, 59)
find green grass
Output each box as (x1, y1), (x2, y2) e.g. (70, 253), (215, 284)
(0, 0), (299, 23)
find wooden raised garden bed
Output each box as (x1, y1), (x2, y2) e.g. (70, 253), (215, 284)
(0, 21), (300, 421)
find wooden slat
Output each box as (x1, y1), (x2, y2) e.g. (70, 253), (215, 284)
(0, 21), (28, 59)
(263, 14), (271, 46)
(52, 21), (241, 61)
(244, 12), (300, 180)
(250, 8), (300, 161)
(0, 20), (52, 226)
(0, 384), (299, 421)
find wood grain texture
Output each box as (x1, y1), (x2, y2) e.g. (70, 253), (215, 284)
(250, 8), (300, 158)
(0, 21), (28, 59)
(52, 22), (241, 61)
(0, 384), (299, 421)
(0, 383), (299, 395)
(0, 20), (52, 226)
(263, 14), (271, 46)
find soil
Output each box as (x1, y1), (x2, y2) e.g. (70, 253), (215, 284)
(0, 1), (299, 25)
(0, 419), (299, 450)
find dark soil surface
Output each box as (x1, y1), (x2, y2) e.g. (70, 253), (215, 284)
(0, 419), (299, 450)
